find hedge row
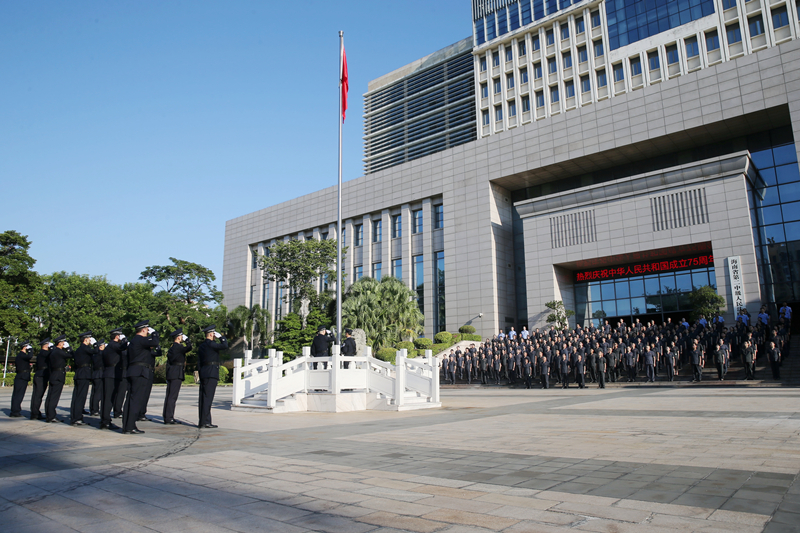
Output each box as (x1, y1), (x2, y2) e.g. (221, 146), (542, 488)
(371, 329), (482, 366)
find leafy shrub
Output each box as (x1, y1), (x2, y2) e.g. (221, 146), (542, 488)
(431, 343), (452, 355)
(451, 333), (462, 343)
(219, 365), (229, 382)
(414, 338), (433, 350)
(184, 373), (197, 385)
(406, 350), (418, 358)
(458, 325), (476, 334)
(434, 332), (453, 345)
(376, 347), (396, 365)
(461, 334), (482, 342)
(154, 364), (167, 384)
(397, 341), (415, 352)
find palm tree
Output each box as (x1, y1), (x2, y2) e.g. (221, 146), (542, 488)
(228, 304), (271, 354)
(342, 276), (423, 349)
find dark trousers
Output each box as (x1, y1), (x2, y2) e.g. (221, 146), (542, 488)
(198, 378), (218, 426)
(716, 363), (724, 380)
(770, 359), (781, 379)
(577, 373), (585, 388)
(588, 365), (596, 383)
(102, 377), (116, 425)
(89, 378), (103, 414)
(744, 361), (754, 380)
(666, 363), (674, 381)
(45, 381), (64, 421)
(628, 366), (636, 381)
(163, 379), (182, 422)
(598, 371), (605, 388)
(113, 378), (128, 417)
(10, 377), (29, 415)
(524, 374), (532, 389)
(562, 373), (570, 388)
(693, 364), (703, 381)
(70, 379), (91, 423)
(123, 376), (149, 432)
(140, 378), (154, 419)
(541, 372), (549, 389)
(30, 375), (48, 419)
(646, 364), (655, 382)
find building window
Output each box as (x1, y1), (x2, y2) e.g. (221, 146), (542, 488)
(548, 58), (557, 74)
(597, 69), (607, 87)
(576, 16), (585, 34)
(577, 45), (587, 63)
(373, 219), (382, 242)
(392, 258), (402, 280)
(520, 68), (528, 84)
(773, 6), (789, 28)
(560, 24), (569, 40)
(591, 10), (601, 28)
(354, 224), (363, 246)
(249, 285), (256, 309)
(630, 57), (642, 76)
(722, 0), (736, 9)
(706, 30), (720, 51)
(433, 204), (443, 229)
(534, 62), (542, 79)
(546, 29), (554, 46)
(564, 81), (575, 98)
(563, 52), (572, 69)
(521, 0), (532, 25)
(435, 251), (445, 334)
(727, 23), (742, 44)
(594, 40), (604, 57)
(648, 50), (660, 70)
(509, 100), (517, 117)
(413, 255), (424, 315)
(505, 47), (513, 62)
(666, 44), (679, 65)
(518, 40), (527, 56)
(262, 282), (269, 309)
(321, 232), (328, 241)
(482, 110), (490, 126)
(391, 214), (402, 238)
(355, 265), (363, 281)
(580, 75), (590, 93)
(251, 249), (258, 269)
(276, 283), (284, 321)
(535, 91), (545, 108)
(492, 52), (500, 67)
(475, 19), (485, 45)
(480, 83), (488, 98)
(494, 78), (501, 94)
(487, 13), (496, 40)
(480, 57), (487, 71)
(532, 35), (540, 51)
(510, 5), (520, 30)
(495, 105), (503, 121)
(613, 63), (624, 82)
(685, 37), (699, 58)
(522, 95), (531, 112)
(341, 228), (346, 246)
(550, 86), (559, 103)
(412, 209), (423, 233)
(749, 15), (765, 37)
(372, 262), (382, 281)
(498, 7), (508, 35)
(507, 74), (515, 89)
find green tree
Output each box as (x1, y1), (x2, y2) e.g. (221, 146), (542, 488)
(228, 304), (271, 354)
(341, 276), (424, 349)
(545, 300), (575, 329)
(259, 239), (340, 328)
(688, 285), (725, 322)
(0, 230), (42, 341)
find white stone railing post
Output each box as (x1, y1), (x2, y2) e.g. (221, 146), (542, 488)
(364, 346), (372, 392)
(395, 349), (406, 408)
(331, 344), (340, 394)
(267, 349), (278, 408)
(426, 349), (439, 403)
(244, 349), (252, 366)
(233, 358), (242, 406)
(302, 346), (311, 393)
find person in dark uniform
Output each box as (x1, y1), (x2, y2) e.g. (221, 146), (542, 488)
(163, 329), (192, 424)
(198, 324), (228, 428)
(10, 340), (34, 417)
(575, 355), (586, 389)
(664, 345), (676, 382)
(713, 339), (726, 381)
(644, 345), (656, 383)
(101, 328), (127, 429)
(559, 353), (570, 388)
(310, 326), (331, 369)
(742, 340), (755, 380)
(70, 332), (98, 426)
(465, 353), (474, 384)
(139, 331), (161, 423)
(523, 356), (532, 389)
(539, 352), (550, 389)
(89, 340), (105, 416)
(767, 341), (781, 380)
(45, 335), (70, 423)
(448, 355), (457, 384)
(341, 328), (356, 369)
(30, 338), (51, 420)
(690, 340), (704, 382)
(480, 353), (489, 384)
(597, 349), (606, 389)
(492, 354), (502, 384)
(122, 321), (159, 434)
(625, 346), (637, 382)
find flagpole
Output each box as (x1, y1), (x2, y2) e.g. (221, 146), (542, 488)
(336, 30), (343, 346)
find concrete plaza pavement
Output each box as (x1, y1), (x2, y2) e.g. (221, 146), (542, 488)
(0, 384), (798, 532)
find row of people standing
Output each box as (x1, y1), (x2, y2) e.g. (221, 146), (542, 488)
(9, 321), (228, 432)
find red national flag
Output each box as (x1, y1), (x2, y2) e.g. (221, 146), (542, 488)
(341, 44), (349, 123)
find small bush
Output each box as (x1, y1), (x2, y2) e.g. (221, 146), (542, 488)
(376, 347), (397, 365)
(414, 338), (433, 350)
(219, 365), (229, 383)
(461, 334), (482, 342)
(434, 332), (453, 345)
(397, 341), (415, 352)
(451, 333), (462, 343)
(154, 364), (167, 384)
(183, 374), (197, 385)
(431, 343), (452, 355)
(406, 349), (418, 358)
(458, 325), (476, 334)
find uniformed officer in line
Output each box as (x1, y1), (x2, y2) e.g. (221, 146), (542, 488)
(742, 340), (756, 380)
(101, 328), (128, 429)
(89, 340), (106, 416)
(522, 355), (533, 389)
(596, 350), (606, 389)
(341, 328), (356, 369)
(538, 352), (550, 389)
(644, 344), (656, 383)
(664, 345), (677, 382)
(163, 329), (192, 425)
(122, 320), (159, 435)
(139, 330), (162, 423)
(9, 340), (33, 417)
(310, 326), (331, 369)
(690, 340), (704, 382)
(45, 335), (71, 423)
(70, 332), (98, 426)
(197, 324), (228, 428)
(30, 338), (51, 420)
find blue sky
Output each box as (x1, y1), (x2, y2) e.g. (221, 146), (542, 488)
(0, 0), (469, 288)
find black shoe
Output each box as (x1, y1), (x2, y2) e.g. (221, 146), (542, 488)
(71, 420), (86, 426)
(201, 424), (218, 429)
(137, 417), (148, 422)
(9, 413), (22, 418)
(46, 419), (59, 423)
(164, 420), (177, 425)
(123, 429), (145, 434)
(90, 412), (100, 416)
(83, 409), (90, 415)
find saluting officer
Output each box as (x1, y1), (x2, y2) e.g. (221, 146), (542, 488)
(45, 335), (71, 423)
(101, 328), (128, 430)
(30, 338), (51, 420)
(9, 340), (34, 417)
(70, 332), (98, 426)
(89, 340), (105, 416)
(310, 326), (331, 369)
(163, 329), (192, 425)
(123, 320), (159, 435)
(198, 325), (227, 428)
(341, 328), (356, 369)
